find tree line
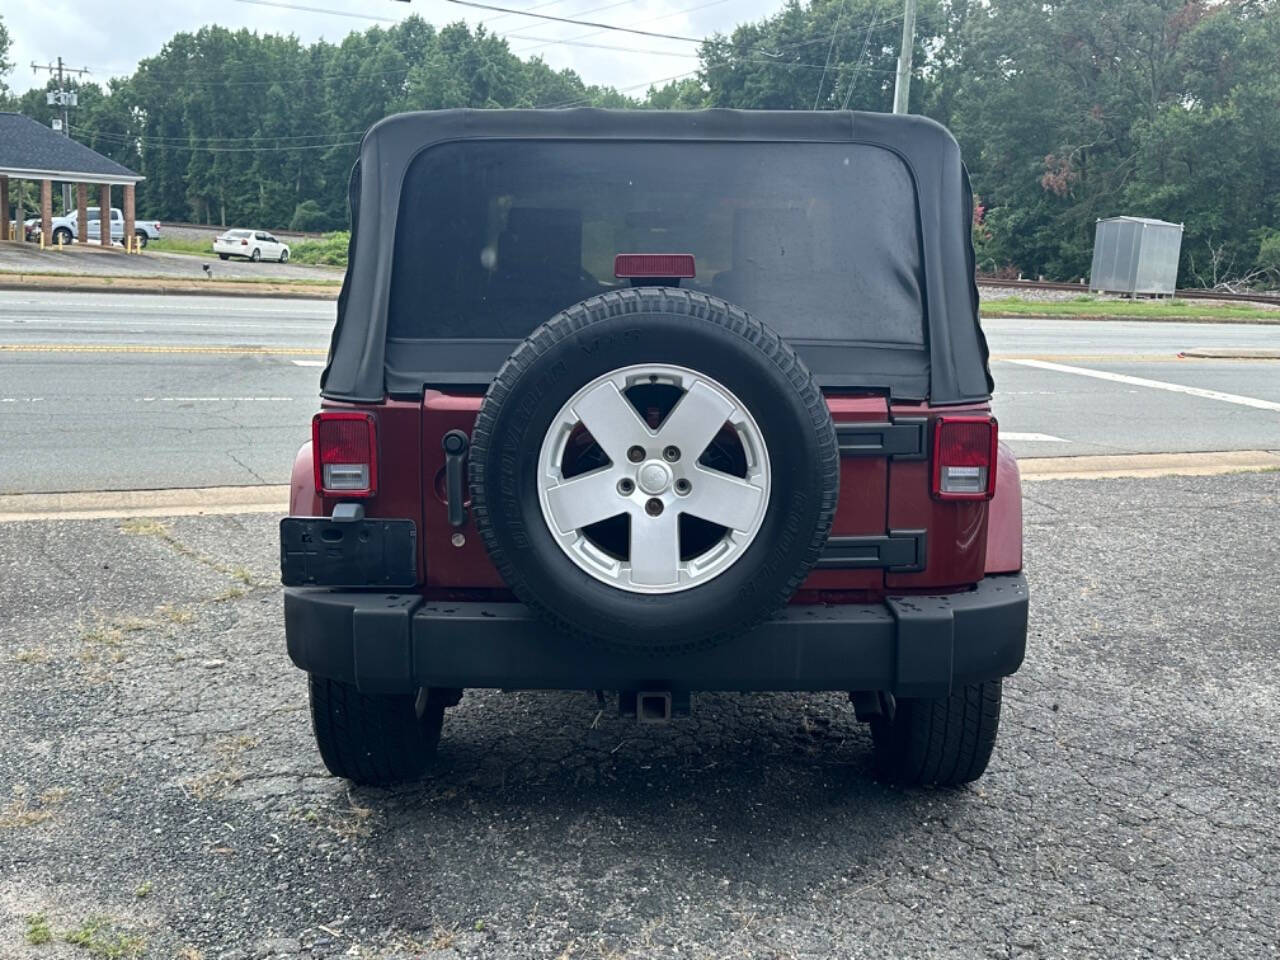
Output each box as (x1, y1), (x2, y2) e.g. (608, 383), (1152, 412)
(1, 1), (1277, 286)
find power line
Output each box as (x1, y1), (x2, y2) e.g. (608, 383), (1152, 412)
(227, 0), (401, 22)
(507, 0), (728, 55)
(480, 0), (579, 27)
(537, 69), (699, 108)
(445, 0), (703, 42)
(495, 0), (637, 39)
(60, 4), (931, 96)
(813, 0), (848, 109)
(72, 127), (361, 152)
(841, 0), (882, 110)
(74, 127), (369, 144)
(506, 34), (900, 76)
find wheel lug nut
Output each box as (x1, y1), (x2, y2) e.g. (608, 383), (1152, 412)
(627, 446), (645, 463)
(618, 478), (635, 495)
(674, 478), (691, 494)
(663, 445), (680, 462)
(645, 498), (664, 516)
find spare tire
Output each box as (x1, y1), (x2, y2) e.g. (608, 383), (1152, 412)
(469, 288), (838, 654)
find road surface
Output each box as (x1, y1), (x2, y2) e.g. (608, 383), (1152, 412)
(1, 291), (1277, 493)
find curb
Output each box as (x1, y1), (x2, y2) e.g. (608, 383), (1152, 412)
(1020, 450), (1280, 481)
(0, 277), (340, 301)
(0, 484), (289, 522)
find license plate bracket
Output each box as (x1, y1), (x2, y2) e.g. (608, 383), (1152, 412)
(280, 517), (417, 587)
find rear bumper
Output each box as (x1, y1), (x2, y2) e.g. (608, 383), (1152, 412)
(284, 573), (1028, 697)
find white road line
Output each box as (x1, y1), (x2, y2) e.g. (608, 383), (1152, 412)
(1003, 358), (1280, 412)
(1002, 431), (1069, 442)
(135, 396), (297, 402)
(292, 359), (326, 367)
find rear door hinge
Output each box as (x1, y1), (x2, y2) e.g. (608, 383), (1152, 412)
(835, 418), (926, 459)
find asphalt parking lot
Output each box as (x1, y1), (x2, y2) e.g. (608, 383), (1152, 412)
(2, 471), (1277, 958)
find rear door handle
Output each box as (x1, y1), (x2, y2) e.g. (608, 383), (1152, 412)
(442, 430), (469, 528)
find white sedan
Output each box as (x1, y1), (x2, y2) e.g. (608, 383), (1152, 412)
(213, 229), (290, 263)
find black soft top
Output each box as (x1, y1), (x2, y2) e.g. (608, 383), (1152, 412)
(321, 108), (992, 405)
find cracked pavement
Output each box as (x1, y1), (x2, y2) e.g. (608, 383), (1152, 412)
(1, 473), (1277, 958)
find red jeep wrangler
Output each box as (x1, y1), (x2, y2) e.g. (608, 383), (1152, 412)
(282, 109), (1027, 788)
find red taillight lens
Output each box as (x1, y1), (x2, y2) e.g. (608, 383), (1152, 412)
(241, 238), (248, 245)
(312, 412), (377, 497)
(932, 416), (997, 500)
(614, 253), (696, 278)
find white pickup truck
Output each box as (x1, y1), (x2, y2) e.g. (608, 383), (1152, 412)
(31, 206), (162, 248)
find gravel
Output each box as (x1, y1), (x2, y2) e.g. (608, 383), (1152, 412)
(1, 473), (1277, 958)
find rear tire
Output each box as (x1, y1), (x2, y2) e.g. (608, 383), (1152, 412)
(870, 680), (1002, 786)
(308, 675), (447, 786)
(250, 248), (261, 262)
(134, 230), (148, 249)
(218, 253), (229, 261)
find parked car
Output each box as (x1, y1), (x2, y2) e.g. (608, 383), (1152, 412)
(281, 109), (1028, 789)
(34, 207), (161, 247)
(213, 229), (290, 262)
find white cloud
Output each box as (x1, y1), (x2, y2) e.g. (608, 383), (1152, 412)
(4, 0), (784, 99)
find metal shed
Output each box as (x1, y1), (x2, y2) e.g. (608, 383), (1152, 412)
(1089, 216), (1184, 296)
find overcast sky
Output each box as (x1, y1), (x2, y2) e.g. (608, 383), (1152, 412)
(5, 0), (785, 99)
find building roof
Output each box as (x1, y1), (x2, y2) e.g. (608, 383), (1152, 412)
(0, 112), (142, 185)
(1098, 216), (1183, 228)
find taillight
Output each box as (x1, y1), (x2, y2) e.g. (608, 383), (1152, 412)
(313, 411), (377, 497)
(614, 253), (696, 278)
(932, 416), (997, 500)
(241, 238), (248, 245)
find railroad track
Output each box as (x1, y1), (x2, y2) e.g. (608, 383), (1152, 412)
(976, 277), (1280, 306)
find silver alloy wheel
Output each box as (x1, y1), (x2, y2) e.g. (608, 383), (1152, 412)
(536, 363), (771, 594)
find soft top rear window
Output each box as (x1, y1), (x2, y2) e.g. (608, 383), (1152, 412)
(387, 140), (924, 349)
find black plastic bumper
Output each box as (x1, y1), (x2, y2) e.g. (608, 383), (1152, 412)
(284, 573), (1027, 698)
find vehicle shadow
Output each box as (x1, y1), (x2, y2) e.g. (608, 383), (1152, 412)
(359, 689), (982, 900)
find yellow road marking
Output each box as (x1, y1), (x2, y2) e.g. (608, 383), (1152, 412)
(0, 343), (326, 356)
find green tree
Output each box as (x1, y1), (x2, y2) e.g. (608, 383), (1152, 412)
(950, 0), (1280, 282)
(0, 14), (12, 100)
(698, 0), (943, 112)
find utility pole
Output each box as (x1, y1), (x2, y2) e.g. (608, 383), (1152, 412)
(892, 0), (917, 114)
(31, 58), (92, 211)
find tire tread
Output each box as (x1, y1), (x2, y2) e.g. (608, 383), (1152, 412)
(308, 675), (442, 786)
(871, 679), (1002, 787)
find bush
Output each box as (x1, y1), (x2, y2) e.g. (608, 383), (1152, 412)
(289, 231), (349, 266)
(288, 200), (329, 233)
(1256, 230), (1280, 287)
